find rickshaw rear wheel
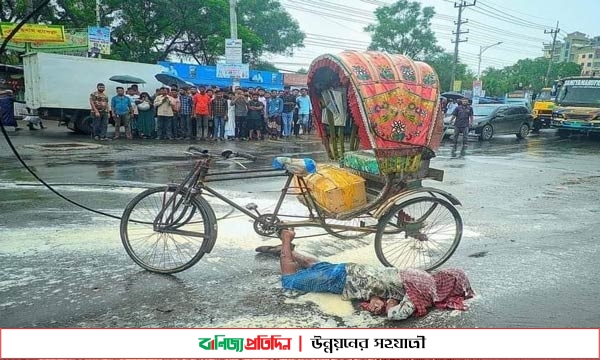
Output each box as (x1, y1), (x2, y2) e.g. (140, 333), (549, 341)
(374, 196), (462, 271)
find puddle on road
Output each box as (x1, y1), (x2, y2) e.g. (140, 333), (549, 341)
(285, 292), (354, 318)
(23, 142), (101, 151)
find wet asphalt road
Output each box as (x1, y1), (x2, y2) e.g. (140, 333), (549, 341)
(1, 123), (599, 328)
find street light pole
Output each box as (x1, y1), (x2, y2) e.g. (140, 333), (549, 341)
(477, 41), (502, 80)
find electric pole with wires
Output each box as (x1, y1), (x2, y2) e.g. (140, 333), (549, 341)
(450, 0), (476, 91)
(544, 21), (560, 87)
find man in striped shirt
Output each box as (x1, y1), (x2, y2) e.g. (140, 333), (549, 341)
(179, 88), (193, 139)
(211, 90), (228, 141)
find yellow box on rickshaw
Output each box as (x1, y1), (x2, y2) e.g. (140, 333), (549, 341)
(304, 165), (367, 213)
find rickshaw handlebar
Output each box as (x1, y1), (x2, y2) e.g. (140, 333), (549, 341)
(186, 146), (257, 161)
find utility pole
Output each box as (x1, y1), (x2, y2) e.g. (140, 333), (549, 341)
(24, 0), (34, 54)
(229, 0), (238, 40)
(95, 0), (102, 59)
(229, 0), (240, 89)
(96, 0), (101, 26)
(450, 0), (476, 91)
(544, 21), (560, 87)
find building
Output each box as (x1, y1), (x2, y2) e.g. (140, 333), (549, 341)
(543, 32), (600, 76)
(560, 32), (589, 63)
(542, 41), (562, 62)
(576, 47), (594, 75)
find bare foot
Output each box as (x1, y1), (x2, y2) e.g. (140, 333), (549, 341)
(280, 228), (296, 243)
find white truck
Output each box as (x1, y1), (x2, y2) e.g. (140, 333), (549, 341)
(23, 52), (168, 133)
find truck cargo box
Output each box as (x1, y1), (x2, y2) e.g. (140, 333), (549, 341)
(23, 52), (166, 110)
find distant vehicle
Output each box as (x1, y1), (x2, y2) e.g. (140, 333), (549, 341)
(550, 76), (600, 138)
(0, 64), (27, 119)
(23, 52), (167, 134)
(445, 104), (533, 141)
(532, 87), (555, 131)
(505, 90), (533, 111)
(477, 96), (504, 104)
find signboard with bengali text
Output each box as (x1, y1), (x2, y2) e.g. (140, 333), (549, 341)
(4, 30), (87, 53)
(216, 63), (249, 79)
(225, 38), (243, 64)
(0, 23), (65, 43)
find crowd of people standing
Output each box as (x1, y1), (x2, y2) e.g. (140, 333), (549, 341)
(89, 83), (313, 142)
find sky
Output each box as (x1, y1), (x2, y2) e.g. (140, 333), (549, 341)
(269, 0), (598, 73)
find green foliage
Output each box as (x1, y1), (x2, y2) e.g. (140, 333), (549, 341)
(236, 0), (305, 58)
(250, 59), (279, 72)
(1, 0), (57, 23)
(3, 0), (304, 65)
(0, 50), (21, 64)
(481, 57), (582, 96)
(425, 52), (475, 92)
(107, 0), (303, 64)
(365, 0), (442, 59)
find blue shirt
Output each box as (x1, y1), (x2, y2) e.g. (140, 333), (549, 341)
(111, 95), (132, 115)
(267, 97), (284, 116)
(296, 95), (312, 115)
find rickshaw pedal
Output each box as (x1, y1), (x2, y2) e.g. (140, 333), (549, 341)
(245, 203), (259, 213)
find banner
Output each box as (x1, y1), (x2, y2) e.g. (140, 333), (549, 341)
(4, 30), (87, 53)
(472, 80), (483, 97)
(453, 80), (462, 92)
(159, 61), (283, 89)
(216, 63), (250, 79)
(87, 26), (111, 56)
(225, 38), (243, 64)
(0, 22), (65, 43)
(1, 328), (598, 358)
(284, 73), (308, 86)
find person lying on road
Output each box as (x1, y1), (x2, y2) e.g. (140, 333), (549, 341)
(275, 229), (474, 320)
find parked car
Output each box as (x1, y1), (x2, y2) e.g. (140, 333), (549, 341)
(471, 104), (533, 140)
(444, 104), (533, 141)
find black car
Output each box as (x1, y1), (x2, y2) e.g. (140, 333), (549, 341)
(445, 104), (533, 141)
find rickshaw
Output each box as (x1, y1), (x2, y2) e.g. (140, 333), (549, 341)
(120, 51), (463, 274)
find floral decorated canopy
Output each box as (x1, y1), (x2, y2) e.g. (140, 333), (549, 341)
(307, 51), (443, 160)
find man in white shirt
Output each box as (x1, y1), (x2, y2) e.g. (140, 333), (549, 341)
(446, 99), (458, 115)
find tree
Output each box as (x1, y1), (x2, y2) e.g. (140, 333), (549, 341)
(103, 0), (304, 64)
(3, 0), (304, 67)
(365, 0), (442, 59)
(296, 67), (308, 74)
(0, 0), (57, 23)
(481, 57), (582, 96)
(250, 59), (279, 72)
(236, 0), (305, 59)
(424, 52), (474, 92)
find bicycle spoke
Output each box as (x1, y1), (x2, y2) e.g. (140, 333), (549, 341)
(376, 197), (462, 271)
(121, 187), (214, 273)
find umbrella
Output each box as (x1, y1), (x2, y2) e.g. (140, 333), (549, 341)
(441, 91), (467, 101)
(155, 73), (194, 88)
(109, 75), (146, 84)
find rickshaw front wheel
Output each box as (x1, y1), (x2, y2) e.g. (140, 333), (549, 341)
(374, 196), (462, 271)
